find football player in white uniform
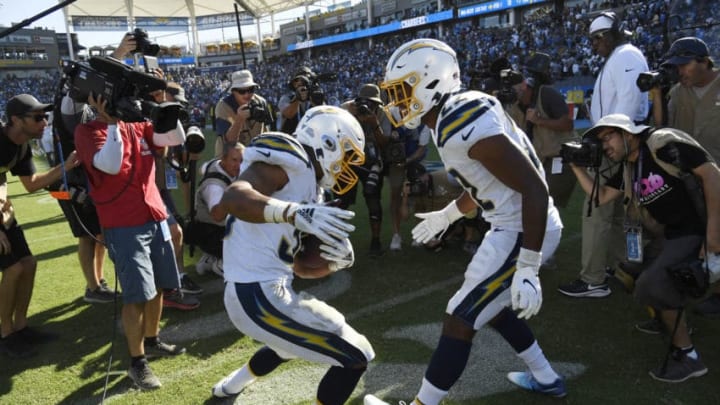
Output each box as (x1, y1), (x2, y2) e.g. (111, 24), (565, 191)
(215, 106), (375, 404)
(364, 39), (566, 405)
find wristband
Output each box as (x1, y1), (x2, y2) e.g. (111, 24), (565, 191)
(443, 200), (464, 223)
(517, 248), (542, 273)
(264, 198), (294, 223)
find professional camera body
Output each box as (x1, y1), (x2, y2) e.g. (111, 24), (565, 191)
(560, 138), (604, 167)
(63, 56), (167, 122)
(636, 65), (679, 92)
(353, 98), (375, 116)
(497, 68), (525, 104)
(131, 28), (160, 56)
(245, 98), (273, 125)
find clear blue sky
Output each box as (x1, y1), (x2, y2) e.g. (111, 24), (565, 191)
(0, 0), (316, 51)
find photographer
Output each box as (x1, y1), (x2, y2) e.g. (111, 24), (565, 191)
(658, 37), (720, 316)
(1, 94), (79, 358)
(74, 93), (188, 390)
(188, 142), (244, 277)
(279, 67), (322, 134)
(214, 70), (272, 156)
(507, 52), (578, 209)
(570, 113), (720, 383)
(339, 84), (389, 255)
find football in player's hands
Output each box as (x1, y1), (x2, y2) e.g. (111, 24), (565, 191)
(293, 233), (331, 279)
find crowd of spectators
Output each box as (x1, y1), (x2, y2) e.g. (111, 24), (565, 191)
(0, 0), (711, 128)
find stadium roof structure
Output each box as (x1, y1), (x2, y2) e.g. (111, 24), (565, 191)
(66, 0), (311, 20)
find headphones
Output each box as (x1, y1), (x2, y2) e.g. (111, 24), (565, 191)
(598, 11), (626, 37)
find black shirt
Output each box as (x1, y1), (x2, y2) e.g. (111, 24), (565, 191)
(0, 125), (35, 179)
(606, 141), (710, 238)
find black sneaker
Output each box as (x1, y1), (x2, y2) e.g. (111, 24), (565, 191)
(180, 274), (203, 295)
(649, 352), (707, 383)
(557, 279), (611, 298)
(369, 239), (384, 257)
(0, 333), (37, 358)
(635, 318), (695, 336)
(145, 339), (187, 358)
(16, 327), (59, 344)
(84, 286), (116, 304)
(128, 359), (162, 390)
(162, 289), (200, 311)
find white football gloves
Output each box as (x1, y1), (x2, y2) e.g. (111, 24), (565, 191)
(511, 248), (543, 320)
(264, 199), (355, 246)
(320, 237), (355, 272)
(707, 253), (720, 284)
(411, 200), (464, 244)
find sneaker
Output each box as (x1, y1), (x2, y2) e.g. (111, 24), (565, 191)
(557, 279), (611, 298)
(693, 294), (720, 317)
(369, 239), (384, 257)
(212, 369), (256, 398)
(507, 371), (567, 398)
(180, 274), (203, 295)
(390, 233), (402, 251)
(162, 289), (200, 311)
(649, 352), (708, 383)
(145, 339), (187, 358)
(128, 359), (162, 390)
(16, 326), (59, 344)
(84, 286), (116, 304)
(195, 253), (214, 276)
(363, 395), (400, 405)
(0, 333), (37, 358)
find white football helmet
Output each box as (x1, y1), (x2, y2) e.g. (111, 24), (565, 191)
(381, 38), (461, 129)
(295, 106), (366, 195)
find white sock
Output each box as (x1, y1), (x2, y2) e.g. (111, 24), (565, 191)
(517, 341), (559, 384)
(223, 364), (256, 393)
(415, 377), (448, 405)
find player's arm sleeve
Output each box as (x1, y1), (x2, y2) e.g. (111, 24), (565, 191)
(92, 124), (123, 174)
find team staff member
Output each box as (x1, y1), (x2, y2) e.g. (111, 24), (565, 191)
(569, 114), (719, 382)
(1, 94), (79, 358)
(559, 12), (650, 298)
(75, 94), (187, 390)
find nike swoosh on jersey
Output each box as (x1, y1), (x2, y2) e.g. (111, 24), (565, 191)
(257, 150), (271, 158)
(624, 68), (635, 72)
(437, 98), (491, 147)
(461, 127), (475, 141)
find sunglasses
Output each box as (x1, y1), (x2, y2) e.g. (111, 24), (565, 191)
(23, 113), (49, 122)
(233, 87), (256, 95)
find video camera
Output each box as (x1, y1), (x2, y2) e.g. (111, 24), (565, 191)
(560, 138), (603, 168)
(291, 67), (337, 105)
(636, 65), (679, 92)
(63, 56), (167, 123)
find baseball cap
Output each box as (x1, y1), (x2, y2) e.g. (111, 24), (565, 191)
(230, 70), (258, 90)
(6, 94), (53, 118)
(357, 84), (384, 105)
(583, 114), (649, 140)
(663, 37), (711, 66)
(165, 82), (188, 103)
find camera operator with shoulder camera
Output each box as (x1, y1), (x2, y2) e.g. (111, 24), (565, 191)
(569, 113), (720, 383)
(53, 33), (144, 305)
(74, 89), (188, 390)
(0, 94), (80, 358)
(653, 37), (720, 315)
(507, 52), (578, 209)
(339, 84), (389, 255)
(214, 70), (273, 156)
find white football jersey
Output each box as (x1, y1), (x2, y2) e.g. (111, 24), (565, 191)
(434, 91), (562, 232)
(224, 133), (322, 283)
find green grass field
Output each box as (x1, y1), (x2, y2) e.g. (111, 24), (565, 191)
(1, 139), (719, 405)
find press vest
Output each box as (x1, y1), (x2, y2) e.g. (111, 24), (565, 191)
(668, 72), (720, 161)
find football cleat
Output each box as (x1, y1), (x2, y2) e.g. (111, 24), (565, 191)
(507, 371), (567, 398)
